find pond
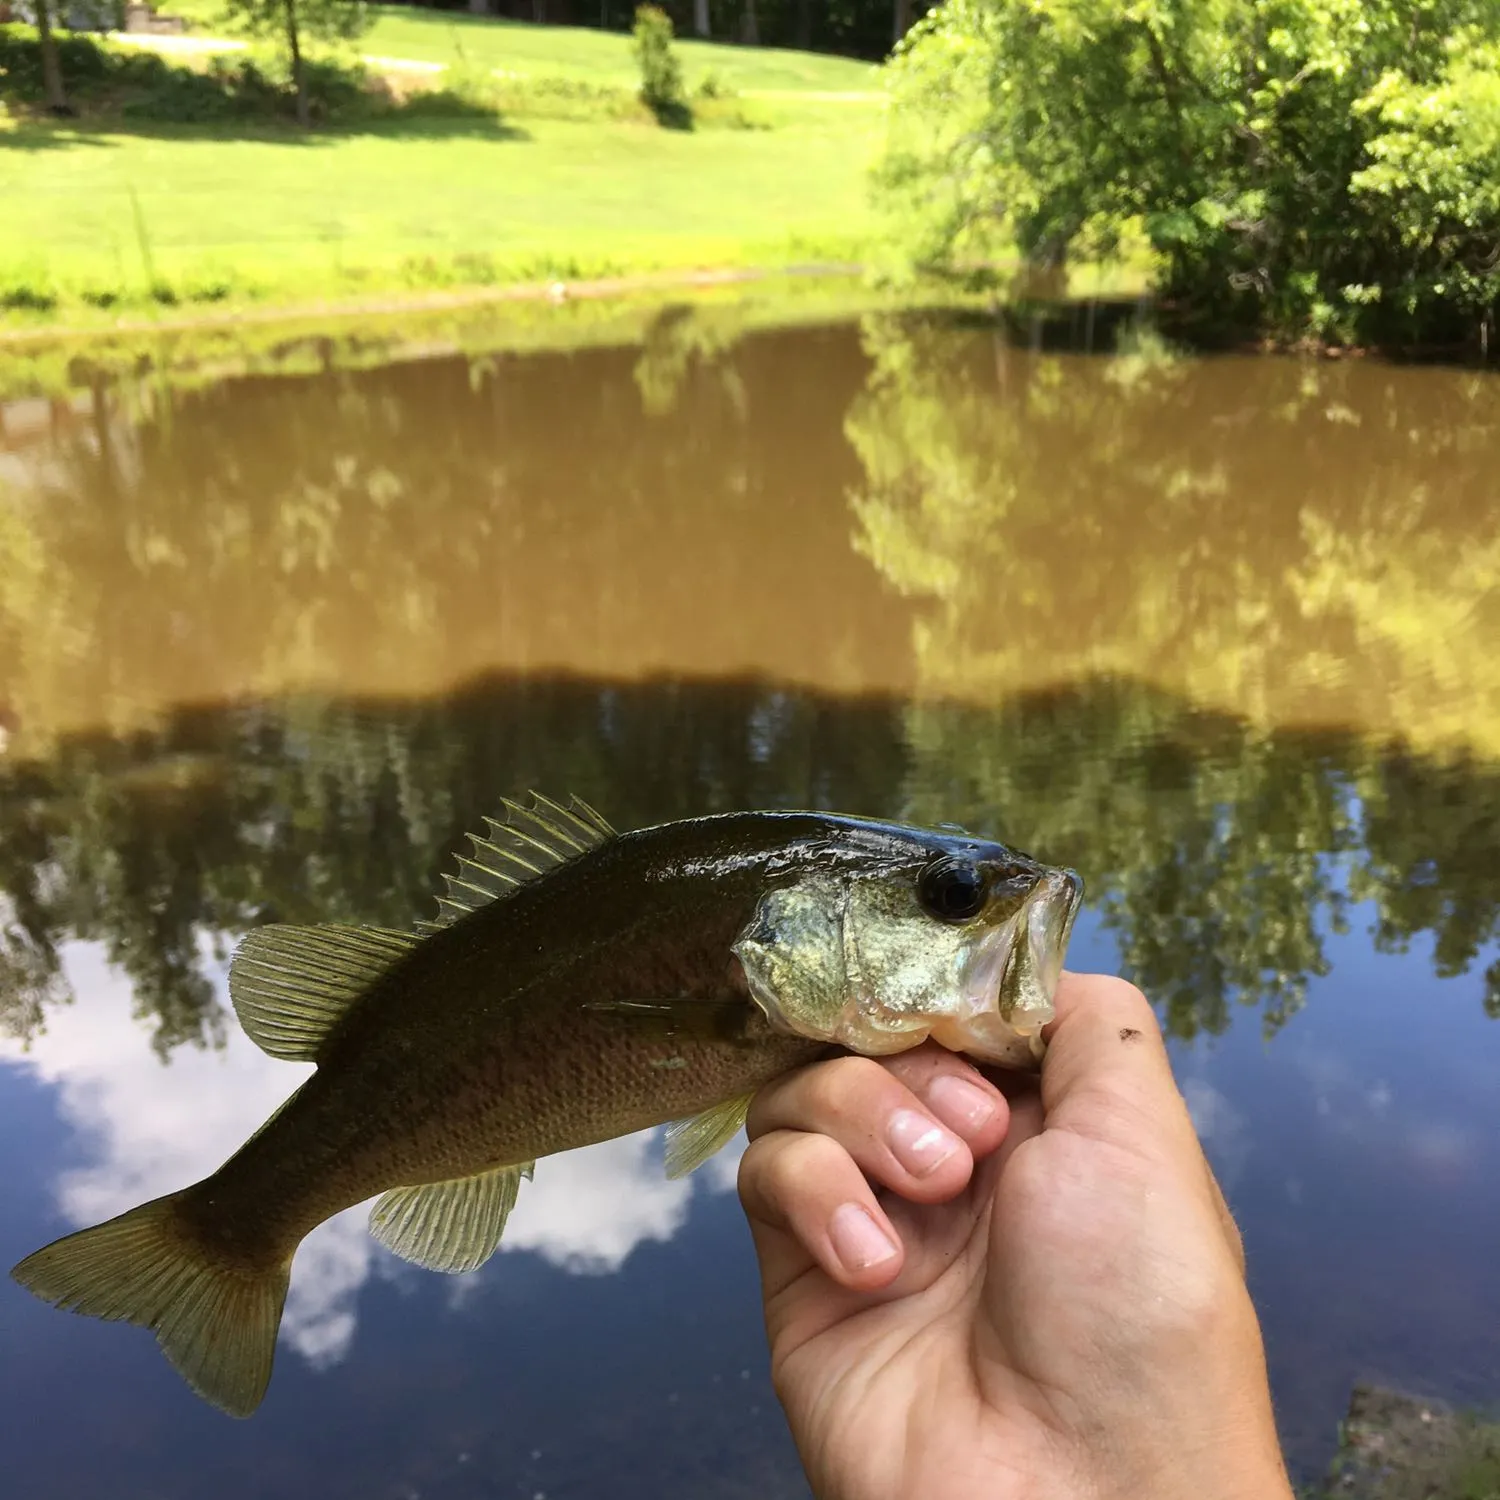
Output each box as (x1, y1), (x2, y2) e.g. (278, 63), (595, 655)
(1, 305), (1498, 1497)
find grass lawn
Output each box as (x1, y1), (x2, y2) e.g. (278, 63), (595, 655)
(0, 109), (878, 318)
(0, 6), (884, 326)
(162, 0), (882, 93)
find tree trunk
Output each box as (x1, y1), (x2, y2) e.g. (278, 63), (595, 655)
(282, 0), (309, 127)
(692, 0), (708, 37)
(794, 0), (809, 48)
(893, 0), (911, 44)
(739, 0), (757, 45)
(35, 0), (72, 116)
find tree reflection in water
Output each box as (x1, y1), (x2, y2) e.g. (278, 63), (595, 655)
(1, 675), (1496, 1058)
(1, 307), (1498, 1060)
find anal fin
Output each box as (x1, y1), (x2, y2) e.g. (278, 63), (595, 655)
(663, 1093), (754, 1179)
(368, 1162), (533, 1274)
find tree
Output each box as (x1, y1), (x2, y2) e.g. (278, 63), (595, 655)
(223, 0), (371, 127)
(633, 3), (688, 123)
(875, 0), (1500, 345)
(31, 0), (72, 115)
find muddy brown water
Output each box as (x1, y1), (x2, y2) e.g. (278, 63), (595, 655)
(1, 308), (1498, 1496)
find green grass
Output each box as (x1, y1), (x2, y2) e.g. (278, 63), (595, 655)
(0, 7), (884, 327)
(164, 0), (882, 93)
(0, 105), (877, 321)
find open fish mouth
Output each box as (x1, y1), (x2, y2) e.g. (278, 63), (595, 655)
(927, 864), (1084, 1069)
(998, 866), (1084, 1060)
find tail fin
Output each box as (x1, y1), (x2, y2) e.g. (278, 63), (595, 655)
(11, 1193), (290, 1418)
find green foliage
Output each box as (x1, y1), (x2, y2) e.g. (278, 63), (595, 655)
(877, 0), (1500, 346)
(0, 23), (379, 122)
(1, 20), (120, 97)
(217, 0), (371, 52)
(633, 3), (689, 125)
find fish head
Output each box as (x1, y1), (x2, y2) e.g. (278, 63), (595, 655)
(732, 818), (1084, 1070)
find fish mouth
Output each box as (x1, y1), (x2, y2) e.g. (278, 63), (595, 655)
(997, 867), (1084, 1057)
(934, 865), (1084, 1069)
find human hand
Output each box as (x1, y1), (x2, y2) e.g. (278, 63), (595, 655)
(737, 972), (1294, 1500)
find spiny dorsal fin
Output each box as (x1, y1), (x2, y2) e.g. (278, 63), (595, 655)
(229, 924), (420, 1061)
(421, 791), (616, 932)
(663, 1093), (755, 1179)
(368, 1162), (534, 1273)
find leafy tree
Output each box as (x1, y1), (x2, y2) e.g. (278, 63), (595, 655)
(633, 3), (688, 124)
(223, 0), (371, 126)
(876, 0), (1500, 345)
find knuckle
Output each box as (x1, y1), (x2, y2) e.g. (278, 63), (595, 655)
(817, 1053), (897, 1112)
(737, 1129), (846, 1215)
(745, 1053), (892, 1138)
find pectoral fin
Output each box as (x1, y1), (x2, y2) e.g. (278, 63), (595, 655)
(369, 1162), (533, 1274)
(663, 1093), (755, 1179)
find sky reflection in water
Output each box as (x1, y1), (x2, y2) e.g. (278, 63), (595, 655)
(2, 307), (1499, 1493)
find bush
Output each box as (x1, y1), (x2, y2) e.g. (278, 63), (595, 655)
(0, 24), (384, 123)
(876, 0), (1500, 348)
(632, 4), (688, 127)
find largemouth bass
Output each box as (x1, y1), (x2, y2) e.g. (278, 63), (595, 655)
(12, 794), (1083, 1418)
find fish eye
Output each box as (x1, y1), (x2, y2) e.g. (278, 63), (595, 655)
(918, 856), (988, 922)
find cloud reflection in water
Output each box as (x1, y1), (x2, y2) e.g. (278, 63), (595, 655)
(0, 941), (725, 1371)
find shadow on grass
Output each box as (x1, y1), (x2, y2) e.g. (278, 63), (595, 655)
(644, 98), (694, 131)
(0, 113), (532, 148)
(0, 123), (122, 151)
(0, 27), (530, 146)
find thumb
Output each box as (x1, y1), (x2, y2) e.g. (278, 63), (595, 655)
(1036, 972), (1244, 1261)
(1037, 972), (1201, 1159)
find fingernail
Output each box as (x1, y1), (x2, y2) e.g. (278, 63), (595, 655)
(828, 1203), (898, 1272)
(886, 1108), (960, 1176)
(927, 1075), (999, 1134)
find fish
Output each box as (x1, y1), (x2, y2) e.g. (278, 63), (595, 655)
(11, 793), (1083, 1419)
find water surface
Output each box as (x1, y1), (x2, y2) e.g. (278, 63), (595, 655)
(2, 308), (1498, 1495)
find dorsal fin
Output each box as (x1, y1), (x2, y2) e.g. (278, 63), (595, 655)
(419, 791), (616, 932)
(229, 924), (421, 1061)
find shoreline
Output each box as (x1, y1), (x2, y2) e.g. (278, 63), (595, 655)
(0, 261), (867, 350)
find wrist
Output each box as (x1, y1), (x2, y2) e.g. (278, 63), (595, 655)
(1085, 1431), (1295, 1500)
